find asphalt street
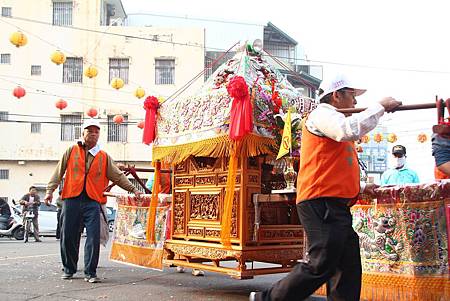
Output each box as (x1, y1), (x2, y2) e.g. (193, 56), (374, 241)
(0, 236), (324, 301)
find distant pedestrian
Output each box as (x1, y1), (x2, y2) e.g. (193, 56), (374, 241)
(380, 145), (419, 186)
(44, 118), (142, 283)
(250, 73), (401, 301)
(20, 186), (42, 242)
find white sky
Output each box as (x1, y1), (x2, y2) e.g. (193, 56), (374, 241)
(122, 0), (450, 182)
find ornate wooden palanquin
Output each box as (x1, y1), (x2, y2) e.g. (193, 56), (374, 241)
(163, 155), (305, 279)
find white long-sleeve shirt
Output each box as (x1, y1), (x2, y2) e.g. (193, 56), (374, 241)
(306, 103), (385, 142)
(305, 102), (385, 192)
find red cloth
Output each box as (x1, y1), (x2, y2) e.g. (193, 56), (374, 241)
(143, 96), (159, 144)
(226, 76), (253, 140)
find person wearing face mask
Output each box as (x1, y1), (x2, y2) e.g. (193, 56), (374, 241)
(380, 145), (419, 186)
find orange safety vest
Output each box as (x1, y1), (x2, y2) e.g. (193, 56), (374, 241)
(297, 124), (360, 203)
(435, 166), (449, 180)
(61, 145), (109, 204)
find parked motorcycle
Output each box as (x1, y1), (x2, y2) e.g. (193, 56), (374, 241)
(0, 211), (24, 240)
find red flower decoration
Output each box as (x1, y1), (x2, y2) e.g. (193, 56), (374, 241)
(142, 96), (159, 144)
(226, 76), (253, 140)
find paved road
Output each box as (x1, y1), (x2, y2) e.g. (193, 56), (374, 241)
(0, 236), (324, 301)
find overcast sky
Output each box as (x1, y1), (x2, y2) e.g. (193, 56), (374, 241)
(122, 0), (449, 182)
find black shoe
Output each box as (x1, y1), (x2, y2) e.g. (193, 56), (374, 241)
(35, 239), (42, 242)
(24, 239), (28, 243)
(61, 273), (73, 280)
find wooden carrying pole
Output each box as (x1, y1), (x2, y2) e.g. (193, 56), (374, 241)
(337, 102), (436, 114)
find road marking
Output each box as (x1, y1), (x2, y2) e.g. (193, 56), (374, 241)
(0, 253), (60, 261)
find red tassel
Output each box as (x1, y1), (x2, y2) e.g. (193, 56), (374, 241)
(142, 96), (159, 144)
(226, 76), (253, 140)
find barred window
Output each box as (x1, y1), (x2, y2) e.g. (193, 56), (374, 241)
(155, 59), (175, 85)
(128, 178), (148, 193)
(52, 1), (72, 26)
(0, 111), (8, 121)
(31, 122), (41, 133)
(60, 114), (82, 141)
(63, 57), (83, 83)
(1, 7), (11, 17)
(1, 54), (10, 64)
(31, 65), (42, 76)
(109, 58), (129, 84)
(107, 115), (128, 142)
(0, 169), (9, 180)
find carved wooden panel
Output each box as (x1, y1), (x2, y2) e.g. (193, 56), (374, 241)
(248, 174), (258, 184)
(173, 191), (186, 234)
(260, 229), (304, 240)
(190, 193), (220, 220)
(231, 191), (238, 237)
(248, 157), (259, 170)
(175, 161), (188, 174)
(188, 227), (204, 237)
(165, 243), (239, 260)
(195, 175), (217, 186)
(175, 176), (194, 186)
(190, 156), (220, 173)
(205, 228), (221, 238)
(217, 174), (241, 185)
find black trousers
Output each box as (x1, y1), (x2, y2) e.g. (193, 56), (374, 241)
(61, 195), (100, 277)
(257, 198), (362, 301)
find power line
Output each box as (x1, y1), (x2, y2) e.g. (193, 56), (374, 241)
(5, 14), (450, 74)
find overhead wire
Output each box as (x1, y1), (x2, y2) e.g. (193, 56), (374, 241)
(4, 14), (450, 74)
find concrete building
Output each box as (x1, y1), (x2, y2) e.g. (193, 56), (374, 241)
(0, 0), (204, 202)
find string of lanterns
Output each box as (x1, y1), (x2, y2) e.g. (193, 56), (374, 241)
(356, 132), (429, 153)
(8, 30), (149, 130)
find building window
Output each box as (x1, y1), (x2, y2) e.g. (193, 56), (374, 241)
(31, 122), (41, 133)
(52, 1), (73, 26)
(60, 114), (82, 141)
(0, 169), (9, 180)
(1, 7), (11, 17)
(0, 111), (8, 121)
(1, 54), (10, 64)
(63, 57), (83, 83)
(109, 58), (129, 84)
(107, 115), (128, 142)
(155, 59), (175, 85)
(129, 178), (148, 193)
(31, 65), (42, 76)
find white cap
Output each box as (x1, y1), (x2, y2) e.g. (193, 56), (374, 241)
(317, 73), (366, 101)
(82, 118), (101, 129)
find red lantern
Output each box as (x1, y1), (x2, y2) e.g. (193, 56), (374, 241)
(113, 114), (124, 124)
(373, 133), (383, 143)
(355, 145), (363, 153)
(137, 121), (145, 129)
(55, 99), (67, 110)
(417, 133), (427, 143)
(86, 107), (98, 118)
(13, 86), (26, 99)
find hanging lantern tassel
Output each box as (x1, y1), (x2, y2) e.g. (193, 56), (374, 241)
(417, 133), (428, 143)
(113, 114), (124, 124)
(373, 133), (383, 143)
(143, 96), (159, 144)
(55, 99), (68, 110)
(13, 86), (26, 99)
(226, 76), (253, 140)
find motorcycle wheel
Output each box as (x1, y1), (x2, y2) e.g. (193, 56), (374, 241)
(13, 227), (25, 240)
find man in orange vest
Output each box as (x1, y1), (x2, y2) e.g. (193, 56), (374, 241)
(250, 74), (401, 301)
(44, 118), (142, 283)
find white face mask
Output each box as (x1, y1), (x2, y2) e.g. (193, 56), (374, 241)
(394, 156), (406, 169)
